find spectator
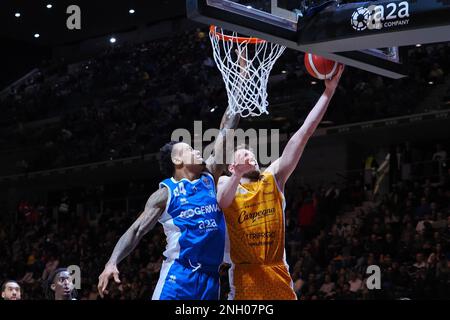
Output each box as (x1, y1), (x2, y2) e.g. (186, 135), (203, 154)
(319, 274), (335, 298)
(348, 272), (363, 293)
(1, 280), (22, 300)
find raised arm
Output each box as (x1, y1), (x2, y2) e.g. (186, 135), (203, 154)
(97, 187), (167, 297)
(205, 50), (246, 181)
(267, 65), (344, 190)
(205, 106), (240, 181)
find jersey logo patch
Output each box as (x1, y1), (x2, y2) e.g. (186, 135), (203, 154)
(202, 176), (212, 188)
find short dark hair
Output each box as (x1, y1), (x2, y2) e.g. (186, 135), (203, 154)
(159, 141), (179, 177)
(1, 280), (19, 292)
(43, 268), (77, 300)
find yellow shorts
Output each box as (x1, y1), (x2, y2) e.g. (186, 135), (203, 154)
(229, 263), (297, 300)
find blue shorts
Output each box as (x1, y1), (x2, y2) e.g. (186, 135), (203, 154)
(152, 259), (220, 300)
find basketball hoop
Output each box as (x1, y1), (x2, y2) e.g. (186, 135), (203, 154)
(209, 25), (286, 117)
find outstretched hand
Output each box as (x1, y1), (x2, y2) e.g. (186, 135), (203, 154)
(98, 263), (121, 298)
(325, 64), (345, 93)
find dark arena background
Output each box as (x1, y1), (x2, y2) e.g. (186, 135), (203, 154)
(0, 0), (450, 306)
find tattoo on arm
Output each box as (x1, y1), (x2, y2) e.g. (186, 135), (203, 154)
(206, 107), (240, 179)
(107, 188), (167, 265)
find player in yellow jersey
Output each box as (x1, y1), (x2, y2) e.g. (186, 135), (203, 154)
(217, 65), (344, 300)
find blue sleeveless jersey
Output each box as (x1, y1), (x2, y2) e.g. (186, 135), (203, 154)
(159, 172), (225, 271)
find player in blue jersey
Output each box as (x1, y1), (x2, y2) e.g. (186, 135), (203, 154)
(97, 107), (240, 300)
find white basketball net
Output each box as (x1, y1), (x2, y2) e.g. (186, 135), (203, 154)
(209, 26), (286, 117)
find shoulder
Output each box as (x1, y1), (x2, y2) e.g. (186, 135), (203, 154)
(154, 186), (169, 195)
(201, 170), (215, 180)
(218, 175), (230, 185)
(147, 188), (168, 209)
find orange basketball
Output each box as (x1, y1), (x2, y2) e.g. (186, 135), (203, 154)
(304, 53), (339, 80)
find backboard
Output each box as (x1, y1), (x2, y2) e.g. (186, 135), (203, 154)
(187, 0), (450, 79)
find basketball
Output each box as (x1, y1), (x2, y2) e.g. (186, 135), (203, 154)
(304, 53), (339, 80)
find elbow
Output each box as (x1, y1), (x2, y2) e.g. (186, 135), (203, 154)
(304, 126), (316, 138)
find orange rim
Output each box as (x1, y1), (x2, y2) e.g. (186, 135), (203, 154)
(209, 25), (266, 44)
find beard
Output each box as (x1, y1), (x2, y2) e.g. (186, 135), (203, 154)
(242, 169), (261, 180)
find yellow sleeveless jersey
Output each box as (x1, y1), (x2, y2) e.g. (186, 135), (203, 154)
(222, 172), (297, 300)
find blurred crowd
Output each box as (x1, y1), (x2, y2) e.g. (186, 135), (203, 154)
(1, 142), (449, 300)
(1, 17), (450, 299)
(0, 25), (449, 174)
